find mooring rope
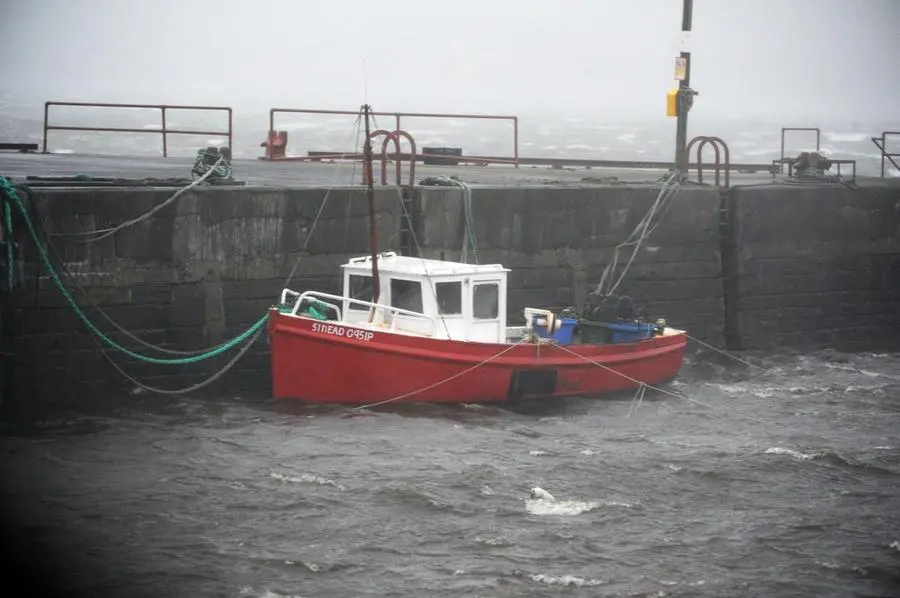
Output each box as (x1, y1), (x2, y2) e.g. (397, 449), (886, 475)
(353, 337), (531, 410)
(417, 175), (478, 263)
(595, 170), (681, 298)
(550, 340), (872, 451)
(1, 174), (265, 365)
(0, 111), (366, 394)
(2, 194), (12, 292)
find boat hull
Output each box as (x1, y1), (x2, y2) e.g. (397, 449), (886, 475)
(268, 309), (687, 405)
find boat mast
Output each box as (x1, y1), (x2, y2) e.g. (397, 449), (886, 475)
(362, 104), (381, 307)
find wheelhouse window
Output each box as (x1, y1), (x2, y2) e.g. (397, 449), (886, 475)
(390, 278), (423, 314)
(435, 281), (462, 315)
(347, 274), (373, 311)
(473, 283), (499, 319)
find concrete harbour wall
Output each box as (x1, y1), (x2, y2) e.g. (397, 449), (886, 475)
(725, 183), (900, 350)
(2, 180), (899, 416)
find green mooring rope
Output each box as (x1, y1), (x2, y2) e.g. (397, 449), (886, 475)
(0, 176), (265, 365)
(3, 197), (12, 292)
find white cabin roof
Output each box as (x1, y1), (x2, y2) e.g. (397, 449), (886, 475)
(341, 252), (509, 277)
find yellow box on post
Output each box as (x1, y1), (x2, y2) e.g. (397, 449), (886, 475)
(666, 89), (678, 117)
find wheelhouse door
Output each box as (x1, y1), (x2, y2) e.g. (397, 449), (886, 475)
(466, 280), (502, 342)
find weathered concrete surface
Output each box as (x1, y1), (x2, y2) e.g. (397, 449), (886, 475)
(726, 181), (900, 351)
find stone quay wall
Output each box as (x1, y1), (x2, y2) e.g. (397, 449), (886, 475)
(1, 179), (898, 416)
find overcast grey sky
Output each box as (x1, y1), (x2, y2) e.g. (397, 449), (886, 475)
(1, 0), (898, 122)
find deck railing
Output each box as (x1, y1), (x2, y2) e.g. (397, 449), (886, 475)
(279, 289), (438, 337)
(43, 101), (232, 156)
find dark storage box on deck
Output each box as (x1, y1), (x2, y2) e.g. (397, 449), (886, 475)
(580, 320), (655, 344)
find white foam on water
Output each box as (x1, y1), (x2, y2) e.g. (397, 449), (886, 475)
(711, 382), (825, 398)
(258, 591), (308, 598)
(525, 487), (632, 516)
(890, 540), (900, 552)
(845, 383), (891, 393)
(529, 573), (606, 587)
(269, 471), (345, 490)
(743, 147), (780, 157)
(824, 132), (869, 143)
(526, 497), (599, 516)
(765, 447), (814, 460)
(475, 536), (509, 546)
(824, 362), (900, 381)
(281, 122), (327, 131)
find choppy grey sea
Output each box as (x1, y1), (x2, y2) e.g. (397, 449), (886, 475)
(2, 347), (899, 597)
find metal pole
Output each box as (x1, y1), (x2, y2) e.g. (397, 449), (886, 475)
(513, 117), (519, 168)
(363, 104), (381, 307)
(161, 107), (168, 158)
(675, 0), (693, 178)
(42, 102), (50, 154)
(227, 108), (233, 152)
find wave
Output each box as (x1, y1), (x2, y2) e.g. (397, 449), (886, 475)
(824, 132), (869, 143)
(764, 447), (898, 475)
(525, 496), (633, 516)
(513, 569), (607, 587)
(269, 471), (345, 490)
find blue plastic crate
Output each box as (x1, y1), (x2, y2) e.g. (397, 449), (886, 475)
(534, 316), (578, 344)
(602, 321), (655, 344)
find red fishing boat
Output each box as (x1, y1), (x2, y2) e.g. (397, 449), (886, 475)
(266, 105), (687, 405)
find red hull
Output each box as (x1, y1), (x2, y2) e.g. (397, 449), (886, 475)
(268, 309), (686, 405)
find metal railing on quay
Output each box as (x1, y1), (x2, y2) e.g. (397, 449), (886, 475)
(871, 131), (900, 178)
(43, 101), (233, 157)
(266, 107), (519, 167)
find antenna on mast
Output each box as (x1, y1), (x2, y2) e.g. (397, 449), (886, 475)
(363, 57), (370, 105)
